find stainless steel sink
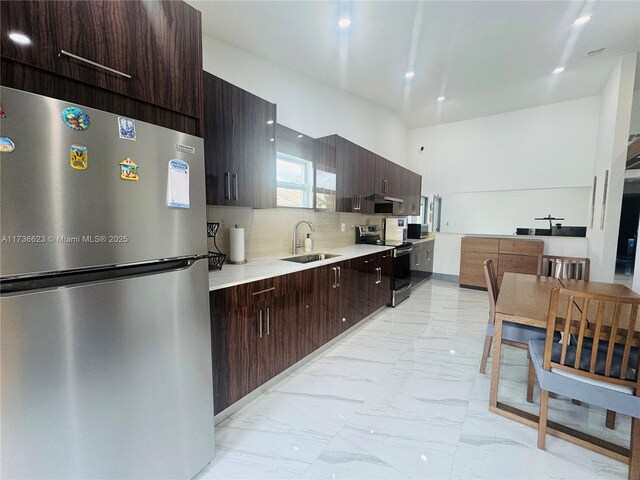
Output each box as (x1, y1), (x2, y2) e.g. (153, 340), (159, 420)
(282, 253), (341, 264)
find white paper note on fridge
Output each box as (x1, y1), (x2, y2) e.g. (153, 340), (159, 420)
(167, 159), (190, 208)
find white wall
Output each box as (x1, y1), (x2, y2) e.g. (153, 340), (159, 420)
(407, 96), (601, 195)
(588, 53), (637, 282)
(440, 187), (591, 235)
(201, 34), (408, 166)
(406, 95), (601, 276)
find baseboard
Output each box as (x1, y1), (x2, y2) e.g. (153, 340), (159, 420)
(213, 305), (388, 425)
(431, 273), (459, 283)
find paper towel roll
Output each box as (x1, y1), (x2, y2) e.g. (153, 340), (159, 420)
(229, 225), (246, 263)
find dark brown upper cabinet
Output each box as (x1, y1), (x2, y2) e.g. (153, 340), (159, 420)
(203, 72), (277, 208)
(1, 1), (203, 127)
(316, 135), (374, 214)
(314, 134), (422, 215)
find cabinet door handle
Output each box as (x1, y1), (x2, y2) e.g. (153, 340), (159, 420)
(336, 266), (341, 287)
(232, 173), (239, 200)
(266, 307), (270, 335)
(416, 254), (420, 266)
(252, 286), (276, 296)
(383, 179), (387, 193)
(427, 249), (431, 261)
(332, 267), (337, 288)
(259, 309), (263, 338)
(59, 50), (132, 79)
(359, 196), (362, 210)
(224, 172), (231, 200)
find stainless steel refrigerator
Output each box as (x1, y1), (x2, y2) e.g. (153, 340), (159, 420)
(0, 87), (215, 479)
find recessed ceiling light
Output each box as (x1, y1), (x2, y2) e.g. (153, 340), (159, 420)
(338, 16), (351, 28)
(553, 66), (565, 74)
(266, 120), (274, 125)
(297, 134), (303, 138)
(437, 96), (446, 102)
(270, 138), (275, 142)
(573, 15), (592, 26)
(8, 32), (31, 46)
(404, 70), (415, 80)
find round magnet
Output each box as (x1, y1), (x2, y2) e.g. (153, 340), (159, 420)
(0, 137), (15, 152)
(61, 106), (91, 131)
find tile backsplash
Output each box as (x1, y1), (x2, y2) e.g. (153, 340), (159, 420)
(206, 206), (387, 259)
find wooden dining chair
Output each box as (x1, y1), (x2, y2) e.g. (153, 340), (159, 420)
(538, 255), (590, 281)
(536, 255), (624, 428)
(479, 259), (550, 375)
(528, 287), (640, 463)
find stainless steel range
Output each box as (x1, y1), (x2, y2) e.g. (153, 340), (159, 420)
(355, 224), (412, 306)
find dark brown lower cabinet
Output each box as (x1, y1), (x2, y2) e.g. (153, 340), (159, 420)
(210, 254), (392, 415)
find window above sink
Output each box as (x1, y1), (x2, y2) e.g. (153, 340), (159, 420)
(276, 124), (315, 209)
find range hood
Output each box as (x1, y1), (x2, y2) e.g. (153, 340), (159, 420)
(372, 194), (403, 204)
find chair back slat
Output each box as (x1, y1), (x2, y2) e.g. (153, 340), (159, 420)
(545, 288), (640, 391)
(560, 296), (574, 365)
(538, 255), (590, 281)
(544, 289), (561, 369)
(573, 299), (590, 369)
(483, 259), (499, 323)
(589, 301), (606, 374)
(604, 303), (622, 377)
(620, 304), (639, 380)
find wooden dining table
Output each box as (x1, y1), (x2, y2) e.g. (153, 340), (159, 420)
(489, 272), (640, 479)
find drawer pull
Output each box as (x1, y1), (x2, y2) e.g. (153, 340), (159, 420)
(252, 286), (276, 296)
(59, 50), (132, 79)
(266, 307), (270, 335)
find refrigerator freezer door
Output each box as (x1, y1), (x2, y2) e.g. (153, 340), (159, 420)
(1, 258), (214, 479)
(0, 87), (207, 277)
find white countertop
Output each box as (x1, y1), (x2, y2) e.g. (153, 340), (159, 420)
(208, 244), (395, 291)
(409, 237), (435, 245)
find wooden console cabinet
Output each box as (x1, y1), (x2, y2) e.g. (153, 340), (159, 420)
(459, 236), (543, 289)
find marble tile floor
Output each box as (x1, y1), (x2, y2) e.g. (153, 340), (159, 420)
(196, 279), (630, 480)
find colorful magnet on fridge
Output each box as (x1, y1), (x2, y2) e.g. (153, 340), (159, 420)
(119, 157), (139, 181)
(70, 144), (88, 170)
(0, 107), (5, 118)
(61, 106), (90, 131)
(0, 137), (15, 152)
(118, 117), (136, 141)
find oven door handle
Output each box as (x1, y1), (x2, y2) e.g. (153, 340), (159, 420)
(394, 248), (412, 258)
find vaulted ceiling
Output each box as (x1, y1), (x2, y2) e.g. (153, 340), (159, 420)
(189, 1), (640, 128)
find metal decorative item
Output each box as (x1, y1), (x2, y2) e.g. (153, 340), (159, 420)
(207, 222), (226, 270)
